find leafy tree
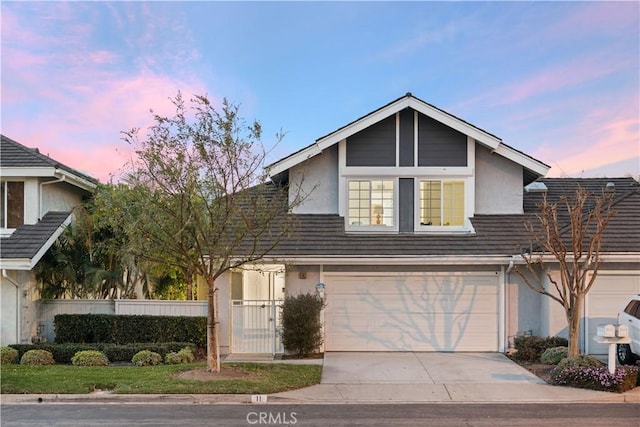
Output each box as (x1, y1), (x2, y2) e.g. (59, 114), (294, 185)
(113, 92), (303, 372)
(515, 186), (615, 356)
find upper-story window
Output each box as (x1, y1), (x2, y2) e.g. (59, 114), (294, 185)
(348, 179), (394, 228)
(0, 181), (25, 229)
(419, 180), (464, 227)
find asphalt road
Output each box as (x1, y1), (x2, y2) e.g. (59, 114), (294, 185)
(2, 403), (639, 426)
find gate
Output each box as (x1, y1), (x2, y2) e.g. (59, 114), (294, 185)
(231, 300), (283, 354)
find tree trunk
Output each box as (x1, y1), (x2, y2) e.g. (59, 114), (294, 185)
(206, 275), (220, 372)
(566, 294), (584, 356)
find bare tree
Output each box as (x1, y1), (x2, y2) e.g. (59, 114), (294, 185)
(514, 186), (615, 356)
(115, 92), (303, 372)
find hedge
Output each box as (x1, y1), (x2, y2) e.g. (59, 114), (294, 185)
(54, 313), (206, 347)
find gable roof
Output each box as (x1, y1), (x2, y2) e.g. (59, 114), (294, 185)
(0, 211), (72, 270)
(1, 135), (98, 190)
(267, 93), (550, 179)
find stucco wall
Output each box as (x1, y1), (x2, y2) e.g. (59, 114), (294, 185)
(474, 145), (523, 214)
(285, 265), (320, 296)
(0, 270), (40, 346)
(506, 270), (542, 344)
(41, 181), (84, 216)
(289, 146), (338, 214)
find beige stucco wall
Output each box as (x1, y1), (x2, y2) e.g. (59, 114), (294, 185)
(0, 270), (40, 346)
(474, 145), (524, 214)
(289, 146), (339, 214)
(41, 181), (85, 216)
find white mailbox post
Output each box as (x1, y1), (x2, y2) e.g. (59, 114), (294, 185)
(593, 324), (631, 373)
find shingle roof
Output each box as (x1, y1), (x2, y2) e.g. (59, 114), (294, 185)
(1, 135), (98, 184)
(255, 177), (639, 258)
(0, 211), (71, 260)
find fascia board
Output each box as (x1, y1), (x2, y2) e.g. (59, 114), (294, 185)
(0, 258), (32, 270)
(407, 98), (502, 150)
(493, 145), (550, 176)
(56, 169), (98, 192)
(511, 253), (640, 264)
(0, 167), (57, 177)
(29, 214), (73, 269)
(315, 98), (411, 151)
(260, 255), (514, 265)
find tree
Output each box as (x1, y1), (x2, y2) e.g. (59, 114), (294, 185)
(514, 186), (616, 356)
(115, 92), (302, 372)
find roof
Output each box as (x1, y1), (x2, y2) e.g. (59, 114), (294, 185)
(244, 177), (639, 262)
(266, 93), (550, 180)
(1, 135), (98, 190)
(0, 211), (72, 270)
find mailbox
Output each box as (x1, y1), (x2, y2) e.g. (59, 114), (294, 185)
(597, 324), (616, 338)
(616, 324), (629, 338)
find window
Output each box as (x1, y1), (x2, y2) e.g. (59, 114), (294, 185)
(419, 180), (464, 227)
(348, 180), (394, 227)
(0, 181), (24, 229)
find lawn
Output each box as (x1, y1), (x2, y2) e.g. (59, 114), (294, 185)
(0, 362), (322, 394)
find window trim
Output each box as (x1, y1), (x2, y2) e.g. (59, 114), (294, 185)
(345, 177), (398, 232)
(415, 178), (470, 233)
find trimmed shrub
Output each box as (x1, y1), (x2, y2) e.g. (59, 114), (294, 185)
(280, 292), (325, 358)
(20, 349), (55, 366)
(1, 346), (19, 364)
(540, 346), (568, 365)
(132, 350), (162, 366)
(555, 354), (603, 372)
(165, 347), (195, 365)
(552, 365), (638, 393)
(512, 336), (568, 362)
(71, 350), (110, 366)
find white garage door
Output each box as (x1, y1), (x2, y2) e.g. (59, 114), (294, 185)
(324, 272), (500, 352)
(586, 272), (640, 355)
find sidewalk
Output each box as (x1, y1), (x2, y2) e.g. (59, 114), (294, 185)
(2, 353), (639, 405)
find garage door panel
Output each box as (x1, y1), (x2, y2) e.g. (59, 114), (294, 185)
(325, 273), (500, 352)
(586, 273), (640, 355)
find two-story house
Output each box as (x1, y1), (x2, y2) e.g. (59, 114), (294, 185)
(0, 135), (97, 346)
(221, 93), (639, 357)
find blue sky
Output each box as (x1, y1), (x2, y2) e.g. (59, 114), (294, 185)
(2, 1), (639, 182)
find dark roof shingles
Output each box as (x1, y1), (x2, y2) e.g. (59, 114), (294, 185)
(0, 212), (70, 259)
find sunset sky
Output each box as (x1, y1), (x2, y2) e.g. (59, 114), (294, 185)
(2, 1), (638, 183)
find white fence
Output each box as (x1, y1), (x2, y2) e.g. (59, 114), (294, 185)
(39, 299), (207, 343)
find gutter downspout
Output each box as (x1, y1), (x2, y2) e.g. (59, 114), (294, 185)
(40, 171), (66, 219)
(2, 269), (22, 344)
(504, 257), (517, 353)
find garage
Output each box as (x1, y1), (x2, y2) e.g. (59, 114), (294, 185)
(585, 271), (640, 355)
(324, 271), (501, 352)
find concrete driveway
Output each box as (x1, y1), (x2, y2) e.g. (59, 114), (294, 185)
(321, 352), (544, 384)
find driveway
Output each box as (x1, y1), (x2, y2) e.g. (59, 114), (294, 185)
(321, 352), (544, 384)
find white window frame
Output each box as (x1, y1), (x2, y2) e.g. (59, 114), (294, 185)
(345, 177), (398, 232)
(415, 178), (472, 233)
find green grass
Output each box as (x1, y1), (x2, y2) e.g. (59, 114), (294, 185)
(0, 362), (322, 394)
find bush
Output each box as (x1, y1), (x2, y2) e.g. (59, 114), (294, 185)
(540, 346), (568, 365)
(555, 354), (603, 372)
(20, 349), (55, 366)
(1, 346), (19, 364)
(71, 350), (110, 366)
(552, 365), (638, 393)
(280, 292), (325, 358)
(512, 335), (568, 362)
(165, 347), (195, 365)
(131, 350), (162, 366)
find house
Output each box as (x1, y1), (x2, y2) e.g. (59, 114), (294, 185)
(219, 93), (640, 356)
(0, 135), (97, 346)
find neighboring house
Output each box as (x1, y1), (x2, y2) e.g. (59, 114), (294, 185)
(0, 135), (97, 346)
(219, 93), (640, 356)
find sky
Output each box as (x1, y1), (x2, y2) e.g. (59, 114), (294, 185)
(1, 1), (639, 183)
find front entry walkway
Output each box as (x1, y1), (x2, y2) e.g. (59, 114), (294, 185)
(321, 352), (544, 384)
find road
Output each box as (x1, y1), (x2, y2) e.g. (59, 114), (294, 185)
(2, 403), (639, 426)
